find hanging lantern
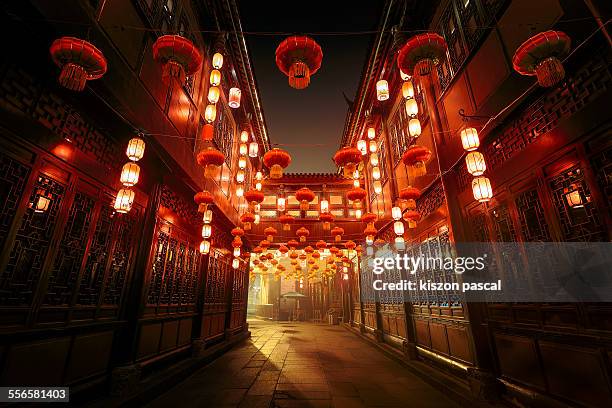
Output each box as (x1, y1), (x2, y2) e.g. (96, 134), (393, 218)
(263, 148), (292, 179)
(152, 35), (202, 85)
(373, 180), (383, 195)
(207, 86), (220, 104)
(236, 169), (246, 183)
(361, 212), (377, 228)
(212, 52), (224, 69)
(395, 236), (405, 251)
(202, 209), (213, 224)
(279, 214), (295, 231)
(275, 36), (323, 89)
(472, 177), (493, 203)
(333, 147), (362, 177)
(353, 178), (360, 188)
(239, 130), (249, 143)
(369, 153), (379, 167)
(249, 142), (259, 158)
(408, 118), (422, 138)
(372, 166), (381, 180)
(32, 193), (51, 213)
(236, 185), (244, 197)
(376, 80), (389, 101)
(279, 245), (289, 256)
(355, 209), (362, 220)
(331, 226), (344, 242)
(120, 162), (140, 187)
(228, 87), (241, 108)
(255, 182), (262, 191)
(319, 213), (334, 230)
(346, 187), (366, 204)
(201, 123), (214, 142)
(357, 139), (367, 155)
(296, 187), (315, 211)
(241, 212), (255, 230)
(460, 128), (480, 151)
(50, 37), (107, 91)
(564, 188), (584, 208)
(405, 99), (418, 117)
(204, 104), (217, 123)
(114, 189), (134, 213)
(316, 240), (327, 252)
(403, 210), (420, 229)
(287, 239), (299, 250)
(126, 137), (146, 161)
(232, 258), (240, 269)
(296, 227), (310, 243)
(210, 69), (221, 86)
(392, 206), (402, 221)
(320, 199), (329, 214)
(466, 151), (487, 176)
(364, 225), (377, 242)
(345, 241), (356, 252)
(393, 221), (405, 236)
(402, 145), (431, 178)
(366, 236), (374, 246)
(402, 81), (414, 99)
(277, 197), (286, 212)
(369, 140), (378, 154)
(260, 240), (271, 250)
(234, 247), (241, 257)
(399, 186), (421, 210)
(512, 31), (571, 87)
(255, 171), (263, 181)
(231, 227), (245, 238)
(199, 240), (210, 254)
(264, 227), (278, 242)
(194, 190), (214, 213)
(367, 127), (376, 140)
(197, 147), (225, 178)
(397, 33), (447, 77)
(238, 156), (247, 170)
(254, 214), (260, 224)
(202, 224), (212, 238)
(244, 189), (265, 208)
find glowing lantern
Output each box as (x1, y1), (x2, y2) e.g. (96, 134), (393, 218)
(392, 206), (402, 221)
(373, 180), (383, 195)
(353, 178), (360, 188)
(120, 162), (140, 187)
(202, 224), (212, 238)
(234, 247), (241, 257)
(320, 199), (329, 214)
(228, 88), (241, 108)
(255, 214), (261, 226)
(277, 197), (286, 212)
(393, 221), (405, 236)
(512, 31), (571, 87)
(260, 240), (270, 250)
(236, 185), (244, 197)
(403, 210), (420, 229)
(202, 210), (213, 224)
(466, 151), (486, 176)
(319, 213), (334, 230)
(152, 35), (202, 85)
(207, 86), (220, 104)
(126, 137), (146, 161)
(245, 189), (264, 208)
(249, 142), (259, 158)
(565, 189), (584, 208)
(212, 52), (223, 69)
(405, 99), (418, 117)
(241, 212), (255, 230)
(402, 81), (414, 99)
(201, 124), (214, 142)
(236, 169), (245, 183)
(366, 236), (374, 245)
(296, 227), (310, 243)
(472, 177), (493, 202)
(194, 190), (214, 213)
(347, 187), (366, 204)
(199, 240), (210, 254)
(357, 139), (367, 155)
(408, 118), (421, 138)
(265, 227), (278, 242)
(372, 167), (381, 180)
(255, 171), (263, 181)
(232, 258), (240, 269)
(114, 189), (134, 213)
(239, 143), (248, 156)
(331, 226), (344, 242)
(287, 240), (299, 250)
(355, 209), (362, 219)
(280, 214), (295, 231)
(397, 33), (447, 77)
(395, 236), (405, 251)
(210, 69), (221, 86)
(238, 156), (247, 169)
(402, 145), (431, 177)
(50, 37), (108, 91)
(197, 147), (225, 178)
(275, 36), (323, 89)
(367, 127), (376, 140)
(376, 79), (389, 101)
(204, 104), (217, 123)
(362, 212), (376, 227)
(255, 182), (262, 191)
(399, 186), (421, 210)
(263, 148), (292, 178)
(370, 153), (379, 167)
(460, 128), (480, 151)
(369, 140), (377, 154)
(296, 187), (315, 211)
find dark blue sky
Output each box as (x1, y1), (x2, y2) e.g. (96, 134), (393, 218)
(238, 1), (382, 173)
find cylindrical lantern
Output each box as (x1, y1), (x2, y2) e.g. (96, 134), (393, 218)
(472, 177), (493, 202)
(233, 247), (241, 257)
(393, 221), (405, 236)
(355, 209), (362, 219)
(376, 79), (389, 101)
(33, 195), (51, 213)
(240, 130), (249, 143)
(408, 118), (421, 137)
(277, 197), (286, 212)
(207, 86), (220, 104)
(228, 87), (241, 108)
(254, 214), (260, 224)
(373, 180), (382, 195)
(366, 235), (374, 245)
(402, 81), (414, 99)
(205, 104), (217, 123)
(114, 189), (134, 213)
(120, 162), (140, 187)
(238, 156), (247, 169)
(405, 98), (418, 117)
(369, 140), (377, 153)
(236, 169), (245, 183)
(200, 240), (210, 254)
(249, 142), (259, 158)
(367, 127), (376, 140)
(126, 137), (146, 161)
(357, 139), (367, 155)
(202, 224), (212, 238)
(210, 69), (221, 86)
(353, 179), (360, 188)
(370, 153), (379, 167)
(395, 236), (405, 251)
(255, 182), (262, 191)
(232, 258), (239, 269)
(255, 171), (263, 181)
(203, 209), (213, 224)
(320, 199), (329, 213)
(392, 206), (402, 221)
(239, 143), (248, 156)
(461, 128), (480, 151)
(372, 166), (381, 180)
(466, 151), (487, 176)
(236, 186), (244, 197)
(212, 52), (224, 69)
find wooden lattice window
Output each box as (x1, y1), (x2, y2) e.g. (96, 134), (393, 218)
(515, 188), (551, 241)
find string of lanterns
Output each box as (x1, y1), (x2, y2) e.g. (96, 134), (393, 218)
(114, 135), (146, 213)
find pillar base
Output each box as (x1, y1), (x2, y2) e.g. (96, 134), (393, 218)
(192, 339), (206, 358)
(110, 364), (141, 397)
(402, 340), (418, 360)
(359, 323), (366, 334)
(467, 367), (501, 402)
(373, 329), (384, 342)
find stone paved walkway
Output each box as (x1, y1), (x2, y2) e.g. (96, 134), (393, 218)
(145, 319), (461, 407)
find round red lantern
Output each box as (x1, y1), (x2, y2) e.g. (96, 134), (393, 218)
(512, 31), (571, 87)
(296, 227), (310, 243)
(344, 240), (356, 251)
(346, 187), (367, 203)
(50, 37), (107, 91)
(403, 210), (421, 229)
(279, 245), (289, 255)
(263, 148), (292, 179)
(397, 33), (447, 77)
(333, 147), (362, 177)
(319, 213), (334, 231)
(304, 245), (314, 254)
(152, 35), (202, 85)
(197, 147), (225, 178)
(264, 227), (278, 242)
(361, 212), (377, 226)
(231, 227), (245, 237)
(402, 145), (431, 178)
(399, 186), (421, 210)
(316, 240), (327, 252)
(364, 225), (378, 239)
(194, 190), (214, 212)
(295, 187), (315, 211)
(331, 226), (344, 243)
(260, 240), (270, 250)
(244, 189), (265, 207)
(232, 237), (242, 248)
(287, 239), (299, 250)
(275, 36), (323, 89)
(201, 123), (214, 142)
(241, 212), (256, 230)
(279, 214), (295, 231)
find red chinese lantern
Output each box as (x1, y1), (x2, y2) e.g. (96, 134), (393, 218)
(231, 227), (245, 237)
(260, 240), (270, 250)
(264, 227), (278, 242)
(344, 241), (356, 251)
(397, 33), (447, 77)
(346, 187), (367, 203)
(232, 237), (242, 248)
(252, 246), (263, 254)
(201, 123), (214, 142)
(316, 240), (327, 252)
(289, 250), (299, 259)
(263, 148), (292, 179)
(244, 189), (265, 208)
(194, 190), (214, 212)
(287, 239), (299, 250)
(512, 31), (571, 87)
(333, 147), (362, 177)
(319, 213), (334, 231)
(295, 187), (315, 211)
(152, 35), (202, 85)
(275, 36), (323, 89)
(312, 251), (320, 259)
(331, 226), (344, 243)
(296, 227), (310, 243)
(279, 214), (295, 231)
(279, 245), (289, 255)
(197, 147), (225, 178)
(304, 246), (314, 254)
(399, 186), (421, 210)
(403, 210), (421, 229)
(241, 212), (255, 230)
(50, 37), (107, 91)
(364, 225), (378, 237)
(402, 145), (431, 178)
(361, 212), (377, 228)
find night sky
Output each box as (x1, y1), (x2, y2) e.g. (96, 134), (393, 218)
(238, 1), (383, 174)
